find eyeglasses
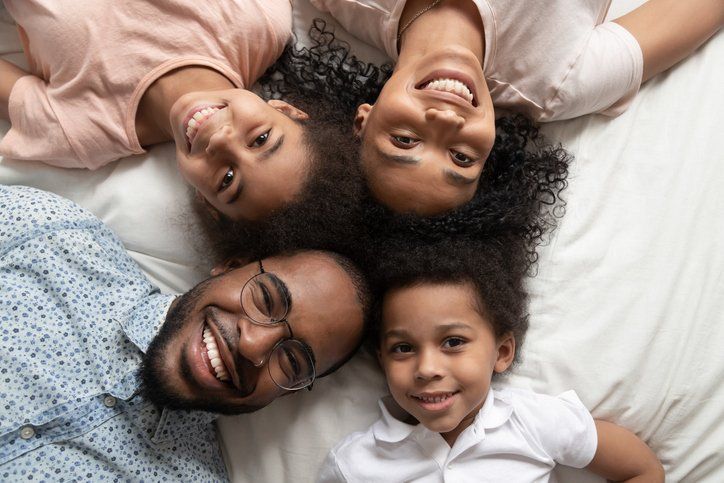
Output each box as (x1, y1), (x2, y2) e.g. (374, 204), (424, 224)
(239, 261), (316, 391)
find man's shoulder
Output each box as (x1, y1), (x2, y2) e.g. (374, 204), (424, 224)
(0, 185), (101, 247)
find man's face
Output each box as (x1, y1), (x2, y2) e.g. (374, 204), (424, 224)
(141, 252), (365, 414)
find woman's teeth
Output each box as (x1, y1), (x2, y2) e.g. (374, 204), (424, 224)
(423, 78), (474, 104)
(203, 325), (230, 381)
(185, 107), (221, 145)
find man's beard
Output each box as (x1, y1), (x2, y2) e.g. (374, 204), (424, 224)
(139, 279), (262, 414)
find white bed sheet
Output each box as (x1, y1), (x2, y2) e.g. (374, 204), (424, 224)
(1, 1), (722, 481)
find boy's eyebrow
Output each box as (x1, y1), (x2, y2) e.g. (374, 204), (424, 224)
(383, 322), (475, 339)
(260, 135), (285, 161)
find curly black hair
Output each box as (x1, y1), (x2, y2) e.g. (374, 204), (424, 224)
(365, 233), (530, 368)
(202, 20), (568, 276)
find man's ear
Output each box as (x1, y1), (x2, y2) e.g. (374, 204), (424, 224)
(493, 332), (516, 373)
(268, 99), (309, 121)
(354, 103), (373, 138)
(210, 258), (248, 277)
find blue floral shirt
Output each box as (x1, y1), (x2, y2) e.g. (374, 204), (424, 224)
(0, 186), (227, 481)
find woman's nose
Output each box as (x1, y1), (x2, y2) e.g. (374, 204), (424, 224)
(425, 108), (465, 129)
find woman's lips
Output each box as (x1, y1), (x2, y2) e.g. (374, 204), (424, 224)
(417, 69), (479, 107)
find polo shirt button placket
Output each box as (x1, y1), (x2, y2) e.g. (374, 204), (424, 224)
(103, 395), (117, 408)
(19, 425), (36, 440)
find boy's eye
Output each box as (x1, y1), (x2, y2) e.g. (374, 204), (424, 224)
(391, 343), (413, 354)
(391, 135), (419, 148)
(253, 130), (271, 147)
(220, 168), (234, 189)
(442, 337), (466, 349)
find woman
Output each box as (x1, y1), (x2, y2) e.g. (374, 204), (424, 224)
(312, 0), (724, 216)
(0, 0), (363, 224)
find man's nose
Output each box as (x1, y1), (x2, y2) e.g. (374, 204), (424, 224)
(414, 349), (445, 381)
(425, 108), (465, 129)
(236, 316), (285, 367)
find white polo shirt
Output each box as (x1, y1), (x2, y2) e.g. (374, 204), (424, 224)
(311, 0), (643, 121)
(318, 388), (598, 483)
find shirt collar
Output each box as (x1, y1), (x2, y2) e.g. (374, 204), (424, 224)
(372, 388), (514, 444)
(118, 291), (176, 353)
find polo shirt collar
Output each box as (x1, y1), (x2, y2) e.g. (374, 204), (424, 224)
(372, 388), (514, 444)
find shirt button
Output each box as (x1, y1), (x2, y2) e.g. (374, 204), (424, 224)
(19, 425), (36, 440)
(447, 464), (453, 470)
(103, 395), (117, 408)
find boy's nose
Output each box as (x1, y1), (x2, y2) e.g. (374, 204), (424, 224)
(414, 349), (444, 381)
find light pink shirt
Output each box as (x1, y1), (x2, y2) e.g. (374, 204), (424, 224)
(311, 0), (643, 122)
(0, 0), (292, 169)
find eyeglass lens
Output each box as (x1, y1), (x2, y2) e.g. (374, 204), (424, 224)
(241, 272), (314, 390)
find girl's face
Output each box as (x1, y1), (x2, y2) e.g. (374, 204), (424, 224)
(169, 89), (310, 221)
(379, 282), (514, 445)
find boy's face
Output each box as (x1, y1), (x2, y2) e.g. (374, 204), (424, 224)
(378, 282), (514, 443)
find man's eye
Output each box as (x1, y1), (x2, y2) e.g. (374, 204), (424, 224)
(442, 337), (466, 349)
(253, 130), (271, 147)
(391, 135), (418, 148)
(220, 168), (234, 189)
(451, 150), (475, 166)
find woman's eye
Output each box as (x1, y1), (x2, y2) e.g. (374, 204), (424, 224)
(391, 135), (419, 148)
(391, 343), (413, 354)
(442, 337), (466, 349)
(220, 168), (234, 189)
(253, 130), (271, 147)
(451, 150), (475, 166)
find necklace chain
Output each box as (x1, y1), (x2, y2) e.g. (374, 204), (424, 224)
(397, 0), (444, 43)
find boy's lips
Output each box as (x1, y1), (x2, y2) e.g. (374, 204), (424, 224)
(410, 391), (459, 411)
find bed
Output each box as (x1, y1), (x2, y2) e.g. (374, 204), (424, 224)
(1, 1), (722, 481)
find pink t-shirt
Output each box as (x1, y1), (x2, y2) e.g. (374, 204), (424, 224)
(311, 0), (643, 122)
(0, 0), (292, 169)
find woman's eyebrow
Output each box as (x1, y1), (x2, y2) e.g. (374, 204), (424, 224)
(373, 145), (421, 165)
(444, 169), (476, 186)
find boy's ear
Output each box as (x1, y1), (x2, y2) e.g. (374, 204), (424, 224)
(210, 258), (248, 277)
(353, 103), (373, 138)
(494, 332), (516, 373)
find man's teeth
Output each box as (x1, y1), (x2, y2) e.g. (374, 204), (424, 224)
(185, 107), (221, 144)
(423, 78), (474, 104)
(203, 326), (230, 381)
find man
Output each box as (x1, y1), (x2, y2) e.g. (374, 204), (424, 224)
(0, 185), (368, 481)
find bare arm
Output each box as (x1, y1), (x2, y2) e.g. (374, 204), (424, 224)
(0, 58), (29, 120)
(614, 0), (724, 82)
(587, 420), (664, 482)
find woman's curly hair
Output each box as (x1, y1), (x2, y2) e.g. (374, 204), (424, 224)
(202, 20), (569, 279)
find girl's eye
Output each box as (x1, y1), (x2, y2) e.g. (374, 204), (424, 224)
(442, 337), (466, 349)
(391, 343), (413, 354)
(253, 130), (271, 147)
(451, 150), (475, 166)
(391, 135), (419, 148)
(220, 168), (234, 189)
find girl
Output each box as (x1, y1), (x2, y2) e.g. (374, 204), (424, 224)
(0, 0), (364, 223)
(312, 0), (724, 216)
(319, 237), (664, 482)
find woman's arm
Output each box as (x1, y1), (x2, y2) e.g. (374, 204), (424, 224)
(587, 420), (664, 482)
(614, 0), (724, 82)
(0, 58), (28, 119)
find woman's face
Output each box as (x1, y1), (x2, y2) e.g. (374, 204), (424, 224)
(170, 89), (310, 221)
(355, 48), (495, 216)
